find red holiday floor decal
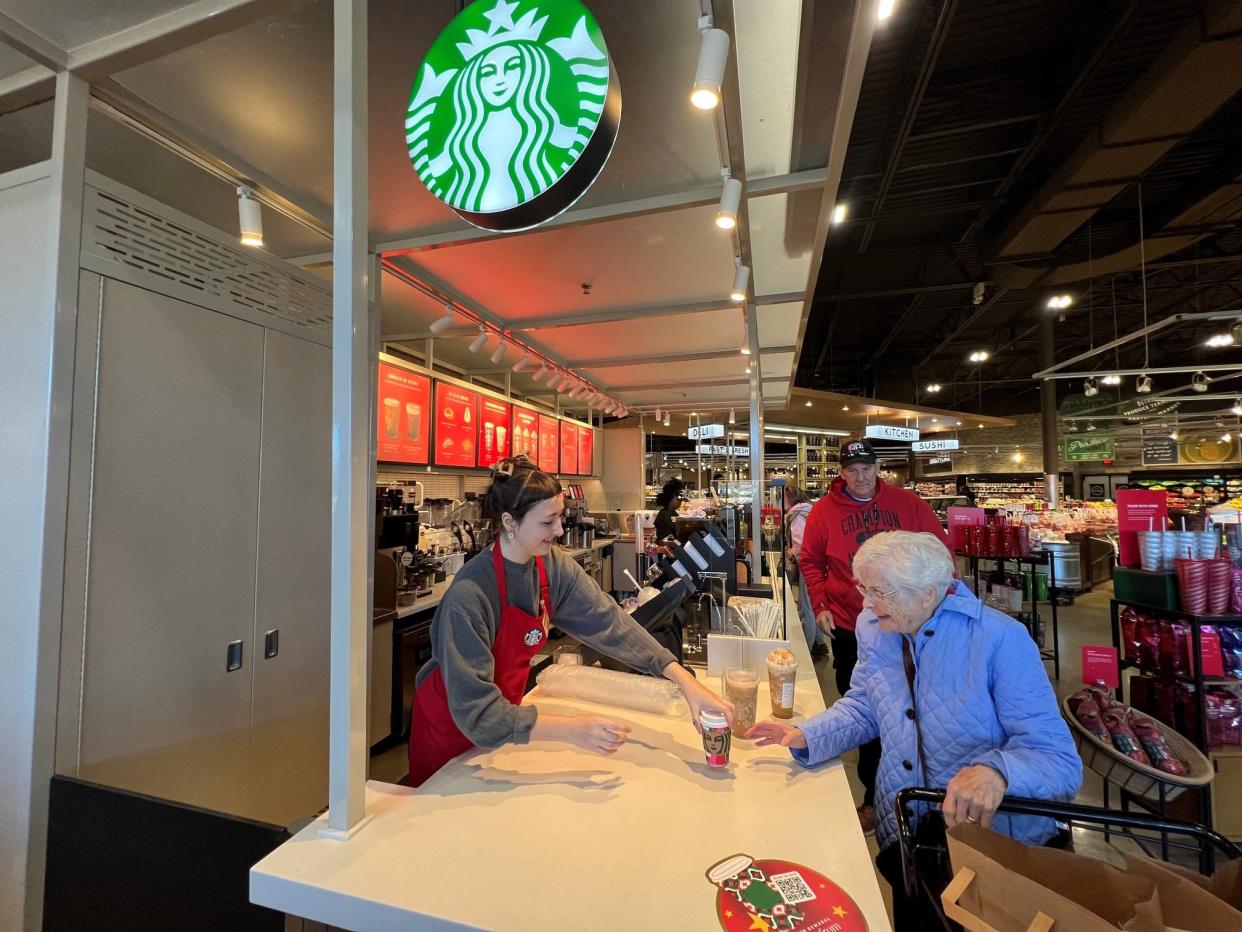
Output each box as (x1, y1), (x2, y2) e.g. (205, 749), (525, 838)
(705, 854), (868, 931)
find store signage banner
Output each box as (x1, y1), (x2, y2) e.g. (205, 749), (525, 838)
(433, 382), (479, 467)
(538, 413), (559, 473)
(1064, 435), (1114, 462)
(476, 396), (512, 468)
(912, 438), (959, 452)
(696, 443), (749, 457)
(511, 406), (539, 460)
(925, 455), (954, 474)
(405, 0), (621, 231)
(1081, 645), (1119, 688)
(1115, 488), (1168, 567)
(577, 426), (594, 475)
(864, 424), (919, 442)
(1140, 433), (1178, 465)
(688, 424), (726, 440)
(377, 363), (431, 464)
(559, 420), (579, 474)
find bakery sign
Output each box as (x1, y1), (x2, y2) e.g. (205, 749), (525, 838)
(864, 424), (919, 442)
(406, 0), (621, 231)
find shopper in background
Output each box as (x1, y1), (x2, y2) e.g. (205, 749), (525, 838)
(783, 483), (827, 659)
(799, 438), (950, 834)
(750, 531), (1081, 929)
(653, 477), (685, 541)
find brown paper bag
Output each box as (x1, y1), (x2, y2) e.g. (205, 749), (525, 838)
(1121, 855), (1242, 931)
(946, 823), (1165, 932)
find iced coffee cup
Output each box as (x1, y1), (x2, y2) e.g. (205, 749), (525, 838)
(382, 397), (400, 438)
(765, 648), (798, 719)
(405, 402), (421, 440)
(723, 667), (758, 737)
(496, 425), (507, 455)
(700, 710), (731, 768)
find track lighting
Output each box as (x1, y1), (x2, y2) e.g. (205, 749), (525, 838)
(1207, 332), (1236, 348)
(716, 176), (742, 229)
(729, 408), (736, 424)
(1224, 434), (1234, 443)
(925, 383), (941, 393)
(805, 400), (813, 407)
(512, 351), (532, 373)
(831, 204), (847, 225)
(1136, 374), (1153, 394)
(1083, 376), (1098, 397)
(531, 363), (548, 382)
(1101, 375), (1121, 385)
(1192, 371), (1210, 393)
(429, 304), (456, 335)
(968, 350), (989, 364)
(740, 342), (751, 356)
(1232, 399), (1242, 416)
(655, 406), (662, 421)
(1045, 294), (1072, 310)
(237, 185), (263, 247)
(556, 377), (571, 395)
(877, 0), (897, 20)
(730, 265), (750, 303)
(691, 20), (729, 110)
(664, 411), (671, 427)
(490, 340), (507, 364)
(468, 327), (489, 354)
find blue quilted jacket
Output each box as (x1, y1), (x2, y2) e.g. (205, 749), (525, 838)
(791, 581), (1082, 850)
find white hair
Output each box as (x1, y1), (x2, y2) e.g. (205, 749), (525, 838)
(853, 531), (954, 596)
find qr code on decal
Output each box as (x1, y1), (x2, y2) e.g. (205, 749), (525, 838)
(769, 870), (816, 904)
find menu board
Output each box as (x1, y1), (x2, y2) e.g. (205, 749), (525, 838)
(577, 426), (594, 476)
(377, 363), (431, 464)
(476, 396), (511, 468)
(433, 382), (478, 468)
(538, 413), (559, 474)
(560, 420), (579, 475)
(511, 406), (540, 460)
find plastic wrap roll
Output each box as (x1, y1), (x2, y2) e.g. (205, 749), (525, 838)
(535, 665), (684, 716)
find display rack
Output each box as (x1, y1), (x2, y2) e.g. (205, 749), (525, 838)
(1109, 598), (1242, 838)
(1126, 472), (1242, 515)
(797, 435), (838, 494)
(959, 552), (1060, 678)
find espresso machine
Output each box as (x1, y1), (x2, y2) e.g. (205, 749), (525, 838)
(641, 522), (736, 665)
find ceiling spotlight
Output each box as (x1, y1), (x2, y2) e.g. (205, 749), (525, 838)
(740, 342), (751, 356)
(968, 350), (989, 363)
(926, 383), (942, 393)
(1045, 294), (1072, 310)
(663, 412), (671, 427)
(691, 22), (730, 110)
(1169, 430), (1179, 441)
(655, 406), (662, 421)
(429, 303), (456, 335)
(716, 176), (742, 229)
(729, 407), (736, 424)
(531, 363), (549, 382)
(1233, 399), (1242, 416)
(1083, 376), (1099, 397)
(1207, 333), (1236, 348)
(237, 185), (263, 248)
(1224, 434), (1234, 443)
(512, 351), (532, 373)
(831, 203), (848, 225)
(1101, 374), (1121, 385)
(490, 340), (507, 364)
(730, 265), (750, 302)
(805, 400), (813, 407)
(1011, 452), (1023, 463)
(877, 0), (898, 20)
(1136, 374), (1153, 393)
(1192, 371), (1210, 393)
(841, 405), (849, 411)
(1086, 424), (1097, 432)
(468, 327), (489, 354)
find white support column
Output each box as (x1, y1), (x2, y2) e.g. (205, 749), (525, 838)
(326, 0), (369, 836)
(746, 309), (765, 575)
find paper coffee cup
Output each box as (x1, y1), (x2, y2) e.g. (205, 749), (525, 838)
(700, 710), (730, 768)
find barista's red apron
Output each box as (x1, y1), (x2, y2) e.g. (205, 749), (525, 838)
(407, 542), (550, 787)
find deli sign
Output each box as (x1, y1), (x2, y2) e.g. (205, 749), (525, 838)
(688, 424), (726, 440)
(864, 424), (919, 442)
(912, 438), (959, 452)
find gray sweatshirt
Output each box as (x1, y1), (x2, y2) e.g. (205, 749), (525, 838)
(415, 545), (678, 748)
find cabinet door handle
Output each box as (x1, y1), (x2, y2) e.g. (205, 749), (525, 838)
(264, 628), (279, 659)
(226, 639), (243, 671)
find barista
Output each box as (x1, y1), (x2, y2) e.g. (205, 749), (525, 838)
(408, 456), (731, 787)
(653, 477), (685, 541)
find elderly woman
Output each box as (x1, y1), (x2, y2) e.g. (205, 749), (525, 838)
(749, 531), (1081, 925)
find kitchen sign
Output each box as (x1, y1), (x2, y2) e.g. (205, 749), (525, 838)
(1064, 435), (1115, 462)
(864, 424), (919, 442)
(406, 0), (621, 231)
(912, 438), (959, 452)
(688, 424), (726, 440)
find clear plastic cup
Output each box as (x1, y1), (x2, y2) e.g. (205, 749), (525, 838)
(723, 667), (758, 737)
(765, 648), (798, 719)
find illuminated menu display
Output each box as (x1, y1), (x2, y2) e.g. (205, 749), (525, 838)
(476, 396), (511, 468)
(538, 414), (559, 474)
(377, 363), (431, 464)
(559, 421), (579, 475)
(511, 406), (540, 461)
(577, 426), (593, 476)
(433, 382), (478, 468)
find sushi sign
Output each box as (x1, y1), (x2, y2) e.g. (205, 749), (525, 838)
(912, 438), (959, 452)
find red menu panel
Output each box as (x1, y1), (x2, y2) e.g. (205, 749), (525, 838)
(560, 421), (579, 475)
(433, 382), (478, 468)
(511, 406), (540, 461)
(475, 396), (512, 468)
(577, 426), (594, 476)
(538, 414), (559, 474)
(377, 363), (431, 464)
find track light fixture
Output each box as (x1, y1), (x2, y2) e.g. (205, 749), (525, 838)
(1192, 371), (1210, 393)
(664, 411), (671, 427)
(1083, 376), (1099, 397)
(716, 176), (742, 230)
(729, 408), (736, 424)
(490, 340), (507, 364)
(691, 19), (729, 110)
(1136, 374), (1153, 394)
(1045, 294), (1073, 310)
(740, 343), (751, 356)
(925, 383), (941, 393)
(531, 363), (548, 382)
(655, 406), (662, 421)
(1101, 375), (1121, 386)
(237, 185), (263, 247)
(512, 351), (532, 373)
(730, 265), (750, 303)
(429, 303), (456, 335)
(468, 327), (489, 354)
(1232, 399), (1242, 416)
(968, 350), (989, 364)
(1207, 332), (1236, 348)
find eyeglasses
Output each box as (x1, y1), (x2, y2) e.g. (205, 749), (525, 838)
(855, 583), (902, 603)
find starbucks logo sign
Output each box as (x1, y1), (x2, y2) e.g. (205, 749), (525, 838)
(406, 0), (621, 231)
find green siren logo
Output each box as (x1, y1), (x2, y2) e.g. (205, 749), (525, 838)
(406, 0), (621, 231)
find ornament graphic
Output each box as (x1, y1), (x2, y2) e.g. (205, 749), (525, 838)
(406, 0), (621, 231)
(524, 628), (544, 648)
(706, 854), (869, 932)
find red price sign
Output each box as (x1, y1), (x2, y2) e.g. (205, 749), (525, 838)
(577, 425), (594, 476)
(475, 396), (511, 468)
(511, 406), (539, 460)
(433, 382), (478, 468)
(560, 421), (579, 475)
(377, 363), (430, 464)
(539, 414), (559, 474)
(1081, 645), (1119, 688)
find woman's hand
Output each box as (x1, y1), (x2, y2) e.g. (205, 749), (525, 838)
(564, 716), (632, 755)
(664, 663), (734, 732)
(943, 764), (1007, 829)
(746, 720), (808, 749)
(815, 610), (835, 634)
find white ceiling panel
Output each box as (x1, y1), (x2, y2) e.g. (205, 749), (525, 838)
(753, 351), (795, 376)
(409, 205), (736, 320)
(756, 301), (803, 348)
(1, 0), (200, 51)
(620, 382), (787, 409)
(735, 0), (801, 179)
(0, 41), (34, 79)
(585, 354), (755, 388)
(529, 308), (742, 359)
(748, 191), (815, 296)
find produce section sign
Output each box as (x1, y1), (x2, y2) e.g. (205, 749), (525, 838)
(559, 420), (579, 474)
(1064, 435), (1114, 462)
(405, 0), (621, 232)
(577, 425), (593, 475)
(512, 406), (540, 459)
(475, 396), (511, 468)
(377, 363), (431, 464)
(433, 382), (479, 468)
(538, 413), (559, 473)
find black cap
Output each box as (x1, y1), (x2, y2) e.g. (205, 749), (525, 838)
(840, 439), (877, 467)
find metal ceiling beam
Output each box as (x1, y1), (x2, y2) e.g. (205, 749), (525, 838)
(857, 0), (958, 253)
(0, 12), (67, 71)
(1044, 363), (1242, 381)
(578, 346), (795, 369)
(0, 65), (53, 114)
(816, 281), (974, 302)
(506, 292), (802, 332)
(375, 168), (827, 255)
(916, 287), (1010, 369)
(866, 293), (925, 368)
(615, 375), (789, 392)
(904, 113), (1043, 143)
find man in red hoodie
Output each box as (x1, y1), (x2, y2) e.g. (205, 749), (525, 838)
(799, 438), (950, 833)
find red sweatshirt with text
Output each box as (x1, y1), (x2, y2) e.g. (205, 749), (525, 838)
(800, 476), (950, 631)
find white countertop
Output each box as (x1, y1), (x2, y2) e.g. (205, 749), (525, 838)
(393, 578), (454, 619)
(250, 620), (891, 931)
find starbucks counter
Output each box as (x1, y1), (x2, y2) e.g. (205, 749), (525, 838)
(250, 626), (891, 931)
